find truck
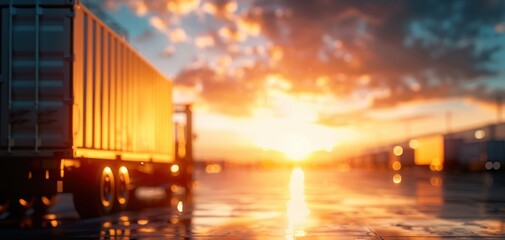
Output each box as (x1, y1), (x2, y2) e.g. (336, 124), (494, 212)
(0, 0), (193, 218)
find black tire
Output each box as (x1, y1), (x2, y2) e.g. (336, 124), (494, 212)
(73, 166), (116, 218)
(112, 166), (130, 212)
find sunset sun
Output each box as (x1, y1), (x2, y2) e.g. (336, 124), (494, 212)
(250, 116), (343, 162)
(279, 134), (313, 161)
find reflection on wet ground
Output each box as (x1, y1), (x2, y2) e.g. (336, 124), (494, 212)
(1, 167), (505, 239)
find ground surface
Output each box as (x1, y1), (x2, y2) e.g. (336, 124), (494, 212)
(1, 167), (505, 239)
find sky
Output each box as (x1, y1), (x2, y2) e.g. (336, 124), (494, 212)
(84, 0), (505, 162)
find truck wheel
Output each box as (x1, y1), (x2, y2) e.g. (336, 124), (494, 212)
(113, 166), (130, 212)
(73, 166), (116, 218)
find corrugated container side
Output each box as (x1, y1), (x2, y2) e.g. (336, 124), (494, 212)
(458, 142), (483, 165)
(72, 5), (174, 163)
(458, 141), (505, 164)
(443, 138), (463, 169)
(0, 0), (74, 6)
(1, 6), (8, 148)
(487, 140), (505, 162)
(495, 124), (505, 140)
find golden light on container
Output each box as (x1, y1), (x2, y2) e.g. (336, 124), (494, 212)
(0, 0), (193, 220)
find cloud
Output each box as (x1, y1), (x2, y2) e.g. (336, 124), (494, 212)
(169, 28), (188, 43)
(131, 1), (148, 16)
(203, 0), (237, 20)
(237, 0), (505, 107)
(194, 35), (215, 48)
(166, 0), (201, 15)
(149, 16), (169, 32)
(161, 45), (176, 58)
(175, 65), (259, 116)
(104, 0), (200, 16)
(268, 45), (283, 63)
(102, 0), (505, 121)
(218, 25), (246, 42)
(235, 17), (261, 37)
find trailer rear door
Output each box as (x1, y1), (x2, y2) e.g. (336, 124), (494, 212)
(0, 1), (73, 155)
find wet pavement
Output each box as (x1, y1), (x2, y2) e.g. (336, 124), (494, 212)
(1, 167), (505, 239)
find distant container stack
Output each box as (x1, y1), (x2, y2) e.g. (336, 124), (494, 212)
(347, 123), (505, 171)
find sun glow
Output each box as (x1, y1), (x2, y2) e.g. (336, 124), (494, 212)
(279, 133), (313, 161)
(248, 75), (358, 161)
(251, 118), (342, 161)
(193, 74), (360, 162)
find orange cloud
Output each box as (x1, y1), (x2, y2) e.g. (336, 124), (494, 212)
(149, 16), (168, 32)
(131, 1), (148, 16)
(195, 35), (215, 48)
(268, 45), (283, 62)
(215, 55), (233, 74)
(107, 0), (505, 126)
(169, 28), (188, 43)
(166, 0), (201, 15)
(203, 1), (237, 19)
(236, 18), (261, 36)
(219, 26), (246, 42)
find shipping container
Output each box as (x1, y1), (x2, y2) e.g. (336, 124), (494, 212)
(458, 141), (505, 171)
(413, 134), (444, 170)
(0, 0), (193, 218)
(445, 123), (505, 143)
(442, 138), (463, 170)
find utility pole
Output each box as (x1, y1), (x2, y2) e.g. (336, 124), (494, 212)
(497, 95), (503, 123)
(404, 119), (411, 141)
(446, 111), (452, 134)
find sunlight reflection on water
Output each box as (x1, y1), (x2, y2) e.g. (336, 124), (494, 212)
(285, 167), (310, 239)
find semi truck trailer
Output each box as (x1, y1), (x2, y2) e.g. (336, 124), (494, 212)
(0, 0), (193, 218)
